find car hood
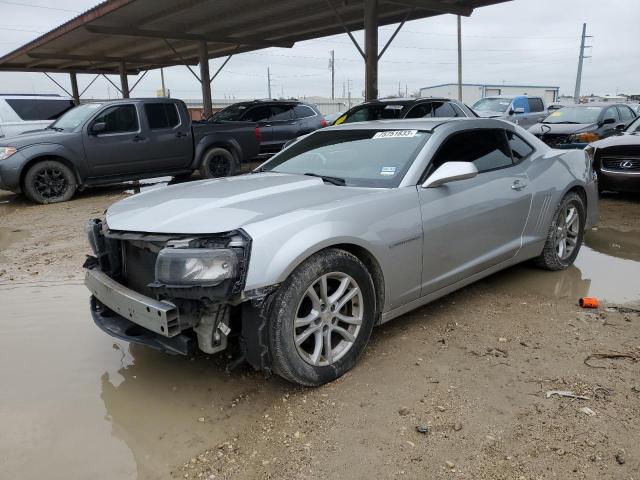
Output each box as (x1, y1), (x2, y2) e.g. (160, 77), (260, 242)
(0, 128), (73, 147)
(591, 132), (640, 149)
(528, 123), (596, 135)
(106, 173), (380, 234)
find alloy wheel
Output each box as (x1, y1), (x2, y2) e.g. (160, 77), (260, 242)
(554, 204), (580, 261)
(33, 167), (69, 200)
(294, 272), (363, 366)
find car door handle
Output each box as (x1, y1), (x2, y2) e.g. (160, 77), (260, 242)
(132, 135), (145, 142)
(176, 132), (187, 138)
(511, 180), (528, 191)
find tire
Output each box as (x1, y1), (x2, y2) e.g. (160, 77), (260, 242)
(23, 160), (77, 204)
(199, 147), (237, 178)
(268, 248), (377, 386)
(534, 191), (586, 271)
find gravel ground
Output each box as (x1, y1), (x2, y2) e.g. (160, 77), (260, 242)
(0, 185), (639, 480)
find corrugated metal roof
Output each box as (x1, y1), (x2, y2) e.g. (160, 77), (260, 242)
(0, 0), (510, 75)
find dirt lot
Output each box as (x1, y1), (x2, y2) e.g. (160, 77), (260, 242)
(0, 185), (639, 480)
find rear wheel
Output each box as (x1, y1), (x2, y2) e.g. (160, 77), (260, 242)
(535, 192), (585, 270)
(199, 147), (237, 178)
(23, 160), (77, 204)
(268, 249), (377, 386)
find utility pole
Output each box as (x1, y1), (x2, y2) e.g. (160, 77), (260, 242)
(267, 67), (272, 98)
(160, 68), (166, 96)
(329, 50), (335, 100)
(573, 23), (592, 103)
(457, 15), (462, 102)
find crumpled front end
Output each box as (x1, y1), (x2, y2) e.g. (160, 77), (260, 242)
(84, 218), (252, 357)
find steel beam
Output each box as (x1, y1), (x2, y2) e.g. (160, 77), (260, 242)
(364, 0), (379, 101)
(70, 72), (80, 104)
(119, 62), (130, 98)
(199, 42), (213, 118)
(383, 0), (473, 16)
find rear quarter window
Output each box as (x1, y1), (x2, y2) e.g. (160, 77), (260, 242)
(5, 99), (75, 121)
(294, 105), (317, 118)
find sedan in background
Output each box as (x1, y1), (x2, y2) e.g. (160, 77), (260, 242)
(332, 97), (476, 125)
(590, 115), (640, 193)
(529, 103), (637, 149)
(472, 95), (547, 128)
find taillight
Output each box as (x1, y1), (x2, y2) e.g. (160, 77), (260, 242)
(254, 126), (261, 142)
(320, 118), (328, 128)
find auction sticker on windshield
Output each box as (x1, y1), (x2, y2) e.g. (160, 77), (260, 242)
(373, 130), (417, 139)
(380, 166), (397, 176)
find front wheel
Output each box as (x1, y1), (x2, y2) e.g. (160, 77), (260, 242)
(199, 147), (237, 178)
(23, 160), (77, 204)
(268, 249), (377, 386)
(535, 192), (586, 271)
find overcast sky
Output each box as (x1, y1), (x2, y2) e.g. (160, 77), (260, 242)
(0, 0), (637, 100)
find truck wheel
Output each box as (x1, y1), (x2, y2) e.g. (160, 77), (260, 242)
(23, 160), (77, 204)
(199, 148), (237, 178)
(268, 248), (377, 386)
(535, 192), (585, 271)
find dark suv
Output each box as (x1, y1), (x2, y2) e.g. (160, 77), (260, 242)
(209, 100), (326, 154)
(332, 97), (477, 125)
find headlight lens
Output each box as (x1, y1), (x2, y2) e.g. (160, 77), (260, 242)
(155, 248), (238, 286)
(0, 147), (17, 160)
(573, 132), (600, 143)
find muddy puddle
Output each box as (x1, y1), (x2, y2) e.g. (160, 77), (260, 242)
(0, 223), (638, 480)
(482, 226), (640, 304)
(0, 283), (289, 480)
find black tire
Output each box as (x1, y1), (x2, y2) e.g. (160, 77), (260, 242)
(535, 191), (586, 271)
(268, 248), (377, 386)
(23, 160), (77, 204)
(199, 147), (237, 178)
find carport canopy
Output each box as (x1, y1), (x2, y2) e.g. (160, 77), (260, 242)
(0, 0), (510, 114)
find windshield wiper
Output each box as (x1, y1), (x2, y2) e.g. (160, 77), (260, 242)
(304, 172), (346, 186)
(543, 121), (580, 124)
(46, 125), (63, 131)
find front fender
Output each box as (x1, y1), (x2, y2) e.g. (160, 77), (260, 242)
(242, 187), (423, 312)
(18, 142), (85, 180)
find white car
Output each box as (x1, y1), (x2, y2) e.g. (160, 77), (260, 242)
(0, 94), (75, 138)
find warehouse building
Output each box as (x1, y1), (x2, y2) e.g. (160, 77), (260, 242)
(420, 83), (559, 105)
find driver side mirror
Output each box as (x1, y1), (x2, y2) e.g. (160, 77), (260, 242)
(602, 117), (616, 125)
(615, 123), (626, 133)
(90, 122), (106, 135)
(422, 162), (478, 188)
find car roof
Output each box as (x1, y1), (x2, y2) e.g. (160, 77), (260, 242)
(0, 93), (72, 100)
(561, 103), (624, 108)
(324, 117), (510, 132)
(360, 97), (452, 106)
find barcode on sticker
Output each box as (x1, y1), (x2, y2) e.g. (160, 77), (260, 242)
(218, 322), (231, 336)
(373, 130), (417, 139)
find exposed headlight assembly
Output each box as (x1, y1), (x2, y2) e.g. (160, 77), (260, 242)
(572, 132), (600, 143)
(155, 248), (238, 286)
(0, 146), (17, 160)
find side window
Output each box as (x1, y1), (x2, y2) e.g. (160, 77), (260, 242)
(430, 129), (513, 174)
(512, 97), (528, 113)
(405, 103), (434, 119)
(603, 106), (620, 121)
(528, 98), (544, 113)
(268, 105), (294, 121)
(242, 106), (271, 122)
(92, 105), (138, 134)
(5, 99), (75, 121)
(144, 103), (180, 130)
(617, 105), (634, 121)
(432, 102), (458, 117)
(450, 103), (466, 117)
(507, 131), (534, 163)
(294, 105), (316, 118)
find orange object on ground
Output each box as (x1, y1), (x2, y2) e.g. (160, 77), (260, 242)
(579, 297), (599, 308)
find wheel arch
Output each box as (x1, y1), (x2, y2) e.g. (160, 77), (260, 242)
(20, 154), (81, 191)
(194, 138), (241, 169)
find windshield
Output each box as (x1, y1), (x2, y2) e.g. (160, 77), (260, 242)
(339, 104), (406, 124)
(626, 116), (640, 133)
(50, 103), (103, 130)
(259, 128), (430, 188)
(472, 98), (511, 113)
(542, 106), (602, 124)
(209, 105), (248, 122)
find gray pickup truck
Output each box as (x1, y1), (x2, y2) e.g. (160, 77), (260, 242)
(0, 98), (260, 203)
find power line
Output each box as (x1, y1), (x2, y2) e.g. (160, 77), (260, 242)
(0, 0), (81, 12)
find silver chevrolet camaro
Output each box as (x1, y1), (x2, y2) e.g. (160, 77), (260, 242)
(84, 118), (598, 386)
